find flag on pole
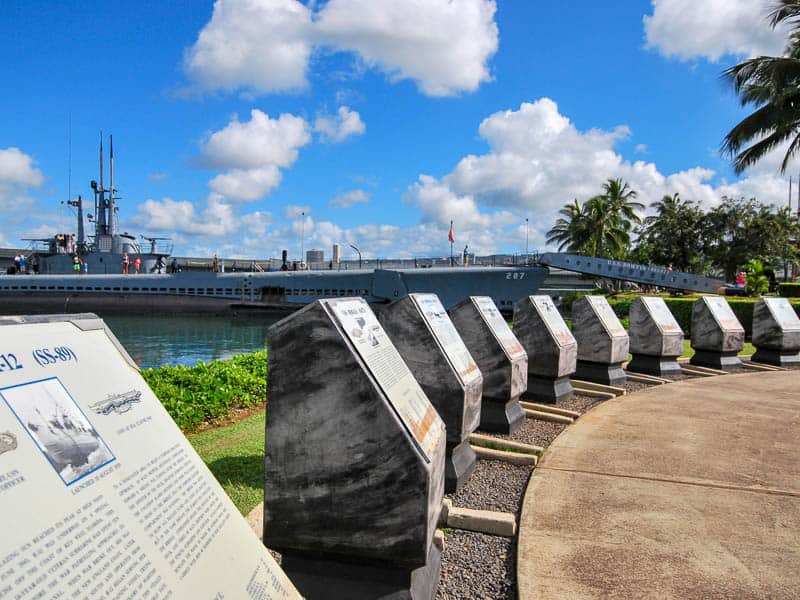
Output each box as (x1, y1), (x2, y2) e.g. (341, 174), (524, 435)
(448, 221), (455, 243)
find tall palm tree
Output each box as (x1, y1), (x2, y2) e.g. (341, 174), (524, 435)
(546, 199), (592, 253)
(600, 178), (643, 253)
(722, 0), (800, 173)
(583, 195), (628, 258)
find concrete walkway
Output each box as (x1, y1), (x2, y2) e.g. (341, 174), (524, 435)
(518, 371), (800, 599)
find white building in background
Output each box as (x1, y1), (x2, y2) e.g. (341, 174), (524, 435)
(332, 244), (341, 264)
(306, 249), (324, 263)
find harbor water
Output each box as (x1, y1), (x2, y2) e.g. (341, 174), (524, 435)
(103, 315), (281, 369)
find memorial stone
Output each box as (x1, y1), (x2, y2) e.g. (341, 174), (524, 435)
(512, 295), (577, 404)
(448, 296), (527, 434)
(627, 296), (684, 376)
(690, 296), (745, 369)
(264, 298), (446, 600)
(379, 293), (483, 493)
(572, 295), (630, 386)
(0, 313), (300, 599)
(751, 297), (800, 366)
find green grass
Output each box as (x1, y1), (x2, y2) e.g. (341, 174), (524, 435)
(187, 410), (266, 516)
(679, 340), (755, 358)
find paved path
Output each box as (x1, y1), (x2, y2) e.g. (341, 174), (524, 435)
(517, 371), (800, 599)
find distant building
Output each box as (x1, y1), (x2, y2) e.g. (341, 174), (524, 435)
(306, 249), (324, 263)
(332, 243), (341, 264)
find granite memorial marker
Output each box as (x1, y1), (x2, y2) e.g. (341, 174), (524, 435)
(690, 296), (745, 369)
(751, 297), (800, 366)
(627, 296), (684, 376)
(264, 298), (446, 600)
(0, 314), (299, 599)
(572, 295), (630, 386)
(512, 295), (577, 404)
(379, 293), (483, 493)
(448, 296), (527, 434)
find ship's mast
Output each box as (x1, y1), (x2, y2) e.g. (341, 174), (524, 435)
(108, 134), (117, 236)
(96, 134), (107, 236)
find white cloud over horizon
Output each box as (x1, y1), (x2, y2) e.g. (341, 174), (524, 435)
(644, 0), (788, 61)
(329, 188), (370, 208)
(0, 147), (44, 212)
(183, 0), (498, 98)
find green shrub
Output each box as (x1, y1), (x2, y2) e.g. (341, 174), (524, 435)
(778, 283), (800, 297)
(141, 350), (267, 431)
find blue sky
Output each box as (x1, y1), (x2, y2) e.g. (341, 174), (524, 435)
(0, 0), (793, 260)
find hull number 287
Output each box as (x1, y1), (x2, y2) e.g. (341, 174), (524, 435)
(506, 272), (526, 280)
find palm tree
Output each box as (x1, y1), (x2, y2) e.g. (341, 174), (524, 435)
(583, 195), (628, 258)
(722, 1), (800, 173)
(546, 199), (592, 253)
(600, 178), (643, 253)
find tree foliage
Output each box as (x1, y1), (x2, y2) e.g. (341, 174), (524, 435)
(722, 0), (800, 173)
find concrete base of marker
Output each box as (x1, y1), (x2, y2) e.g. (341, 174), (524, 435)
(445, 439), (476, 494)
(478, 397), (525, 435)
(523, 375), (573, 405)
(627, 354), (682, 377)
(281, 544), (442, 600)
(751, 348), (800, 367)
(690, 349), (742, 370)
(574, 360), (627, 386)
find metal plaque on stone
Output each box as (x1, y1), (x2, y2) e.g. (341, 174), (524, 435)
(0, 314), (299, 600)
(690, 296), (745, 369)
(572, 295), (630, 386)
(379, 293), (482, 493)
(264, 298), (446, 599)
(627, 297), (684, 376)
(449, 296), (527, 434)
(513, 295), (577, 404)
(751, 297), (800, 366)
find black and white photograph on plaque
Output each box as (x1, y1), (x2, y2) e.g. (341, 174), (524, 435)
(0, 377), (115, 485)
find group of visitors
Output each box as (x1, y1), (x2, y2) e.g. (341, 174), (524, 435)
(72, 255), (89, 274)
(121, 252), (143, 274)
(12, 254), (27, 274)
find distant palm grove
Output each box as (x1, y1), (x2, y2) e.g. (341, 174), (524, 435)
(547, 1), (800, 284)
(546, 179), (799, 282)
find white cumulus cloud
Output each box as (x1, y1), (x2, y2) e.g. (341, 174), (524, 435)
(644, 0), (788, 61)
(200, 109), (311, 201)
(0, 147), (44, 212)
(314, 106), (366, 143)
(184, 0), (312, 94)
(184, 0), (498, 97)
(316, 0), (498, 96)
(284, 204), (310, 219)
(329, 189), (370, 208)
(132, 196), (239, 237)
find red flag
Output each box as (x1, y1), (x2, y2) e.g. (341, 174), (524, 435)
(448, 221), (455, 243)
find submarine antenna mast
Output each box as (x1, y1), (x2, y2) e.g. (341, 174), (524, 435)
(108, 134), (116, 236)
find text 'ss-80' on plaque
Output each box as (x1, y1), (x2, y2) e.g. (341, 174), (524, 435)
(326, 299), (444, 461)
(473, 297), (526, 360)
(0, 317), (300, 599)
(412, 293), (481, 386)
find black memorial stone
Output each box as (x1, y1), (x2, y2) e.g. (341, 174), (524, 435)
(449, 296), (527, 434)
(513, 295), (577, 404)
(751, 297), (800, 366)
(379, 293), (483, 494)
(627, 296), (684, 376)
(264, 298), (446, 600)
(690, 296), (744, 370)
(572, 295), (629, 386)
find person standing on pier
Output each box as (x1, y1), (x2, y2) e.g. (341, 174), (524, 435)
(122, 252), (130, 274)
(134, 255), (142, 274)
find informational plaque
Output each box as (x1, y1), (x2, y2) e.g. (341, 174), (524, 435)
(531, 296), (575, 347)
(642, 297), (681, 333)
(411, 294), (481, 386)
(704, 296), (743, 331)
(327, 298), (443, 460)
(764, 297), (800, 329)
(0, 316), (299, 599)
(473, 296), (527, 359)
(586, 295), (627, 337)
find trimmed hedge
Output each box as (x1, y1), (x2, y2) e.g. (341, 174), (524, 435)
(778, 283), (800, 297)
(600, 294), (800, 338)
